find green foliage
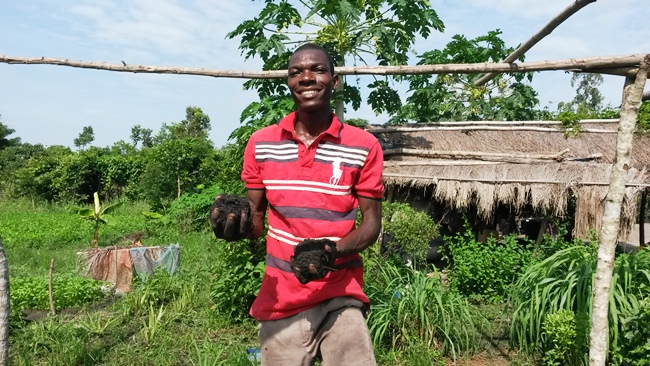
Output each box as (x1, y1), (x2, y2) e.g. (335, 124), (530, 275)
(616, 296), (650, 364)
(67, 191), (124, 246)
(541, 309), (588, 366)
(11, 275), (106, 315)
(210, 239), (265, 324)
(168, 184), (233, 232)
(397, 30), (539, 123)
(364, 252), (481, 358)
(228, 0), (445, 124)
(0, 119), (21, 150)
(381, 202), (438, 268)
(73, 125), (95, 149)
(638, 101), (650, 132)
(444, 220), (534, 301)
(510, 246), (650, 362)
(140, 137), (219, 211)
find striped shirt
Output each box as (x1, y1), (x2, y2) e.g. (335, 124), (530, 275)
(242, 111), (384, 320)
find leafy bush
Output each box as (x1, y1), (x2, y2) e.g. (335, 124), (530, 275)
(510, 246), (650, 362)
(11, 274), (106, 314)
(210, 239), (265, 323)
(381, 202), (438, 268)
(541, 309), (588, 366)
(444, 219), (534, 301)
(364, 252), (481, 359)
(616, 296), (650, 364)
(167, 184), (228, 232)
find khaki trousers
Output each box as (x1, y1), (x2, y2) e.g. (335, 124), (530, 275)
(257, 297), (376, 366)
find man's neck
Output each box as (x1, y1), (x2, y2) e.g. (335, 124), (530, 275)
(295, 109), (332, 138)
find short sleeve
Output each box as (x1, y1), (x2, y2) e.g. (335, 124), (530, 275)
(354, 140), (384, 200)
(241, 134), (265, 189)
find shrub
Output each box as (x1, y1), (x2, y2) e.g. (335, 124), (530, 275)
(381, 202), (438, 268)
(364, 252), (481, 359)
(616, 296), (650, 365)
(444, 219), (534, 301)
(510, 246), (650, 362)
(541, 309), (588, 366)
(168, 184), (226, 232)
(210, 239), (265, 323)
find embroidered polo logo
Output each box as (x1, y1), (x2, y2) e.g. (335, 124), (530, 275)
(329, 157), (343, 185)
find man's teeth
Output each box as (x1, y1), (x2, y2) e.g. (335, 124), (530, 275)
(302, 90), (319, 97)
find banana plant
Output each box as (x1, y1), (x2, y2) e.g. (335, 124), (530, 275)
(68, 192), (122, 247)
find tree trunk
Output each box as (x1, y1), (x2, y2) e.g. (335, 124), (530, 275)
(0, 239), (9, 366)
(92, 223), (99, 247)
(335, 59), (345, 123)
(177, 173), (181, 199)
(641, 189), (647, 246)
(589, 55), (649, 366)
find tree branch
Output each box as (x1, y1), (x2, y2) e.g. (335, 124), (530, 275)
(474, 0), (597, 86)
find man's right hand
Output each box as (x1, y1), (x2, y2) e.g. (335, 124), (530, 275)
(209, 194), (252, 241)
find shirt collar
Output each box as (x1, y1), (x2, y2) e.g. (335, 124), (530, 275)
(277, 111), (344, 139)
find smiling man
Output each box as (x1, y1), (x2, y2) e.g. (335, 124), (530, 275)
(210, 43), (383, 365)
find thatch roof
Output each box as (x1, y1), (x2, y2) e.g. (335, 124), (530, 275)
(370, 120), (650, 239)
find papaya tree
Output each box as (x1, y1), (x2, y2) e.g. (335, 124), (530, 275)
(227, 0), (445, 123)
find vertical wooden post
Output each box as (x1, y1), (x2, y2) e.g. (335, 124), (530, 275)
(640, 189), (647, 247)
(0, 239), (10, 366)
(48, 258), (55, 316)
(589, 55), (649, 366)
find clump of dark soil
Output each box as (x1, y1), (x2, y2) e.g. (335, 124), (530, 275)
(211, 195), (252, 240)
(292, 239), (337, 283)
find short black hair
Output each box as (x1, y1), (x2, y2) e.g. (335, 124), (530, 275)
(292, 43), (336, 75)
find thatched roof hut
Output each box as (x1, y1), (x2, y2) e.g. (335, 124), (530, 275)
(369, 120), (650, 239)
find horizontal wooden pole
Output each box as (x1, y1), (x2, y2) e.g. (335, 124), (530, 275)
(383, 154), (603, 166)
(0, 54), (645, 79)
(383, 148), (570, 160)
(369, 119), (620, 128)
(383, 174), (650, 187)
(369, 126), (617, 133)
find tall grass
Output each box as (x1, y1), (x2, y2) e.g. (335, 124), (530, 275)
(365, 254), (482, 360)
(510, 244), (650, 363)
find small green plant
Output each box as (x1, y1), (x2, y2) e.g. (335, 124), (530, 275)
(381, 202), (438, 268)
(11, 274), (106, 316)
(210, 239), (265, 323)
(444, 219), (534, 301)
(541, 309), (587, 366)
(75, 312), (120, 336)
(67, 191), (123, 247)
(365, 252), (481, 359)
(140, 304), (166, 344)
(168, 184), (228, 232)
(637, 101), (650, 133)
(615, 296), (650, 364)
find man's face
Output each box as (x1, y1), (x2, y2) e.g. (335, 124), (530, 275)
(287, 49), (339, 113)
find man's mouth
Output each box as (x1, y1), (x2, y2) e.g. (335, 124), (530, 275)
(299, 90), (321, 98)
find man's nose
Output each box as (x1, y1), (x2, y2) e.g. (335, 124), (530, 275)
(299, 70), (315, 83)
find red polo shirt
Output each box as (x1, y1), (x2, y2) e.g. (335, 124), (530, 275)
(241, 111), (384, 320)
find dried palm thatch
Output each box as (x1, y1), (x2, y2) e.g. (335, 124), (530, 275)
(373, 121), (650, 239)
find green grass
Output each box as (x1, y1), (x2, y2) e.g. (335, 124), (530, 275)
(1, 198), (511, 365)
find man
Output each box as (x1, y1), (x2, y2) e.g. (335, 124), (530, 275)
(210, 43), (383, 365)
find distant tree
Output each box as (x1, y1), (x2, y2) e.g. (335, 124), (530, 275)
(0, 118), (21, 150)
(74, 126), (95, 149)
(570, 73), (604, 112)
(130, 125), (154, 149)
(159, 106), (211, 141)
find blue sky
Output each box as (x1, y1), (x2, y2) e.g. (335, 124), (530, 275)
(1, 0), (648, 149)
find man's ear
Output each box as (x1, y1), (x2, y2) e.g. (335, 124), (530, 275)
(332, 73), (340, 89)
